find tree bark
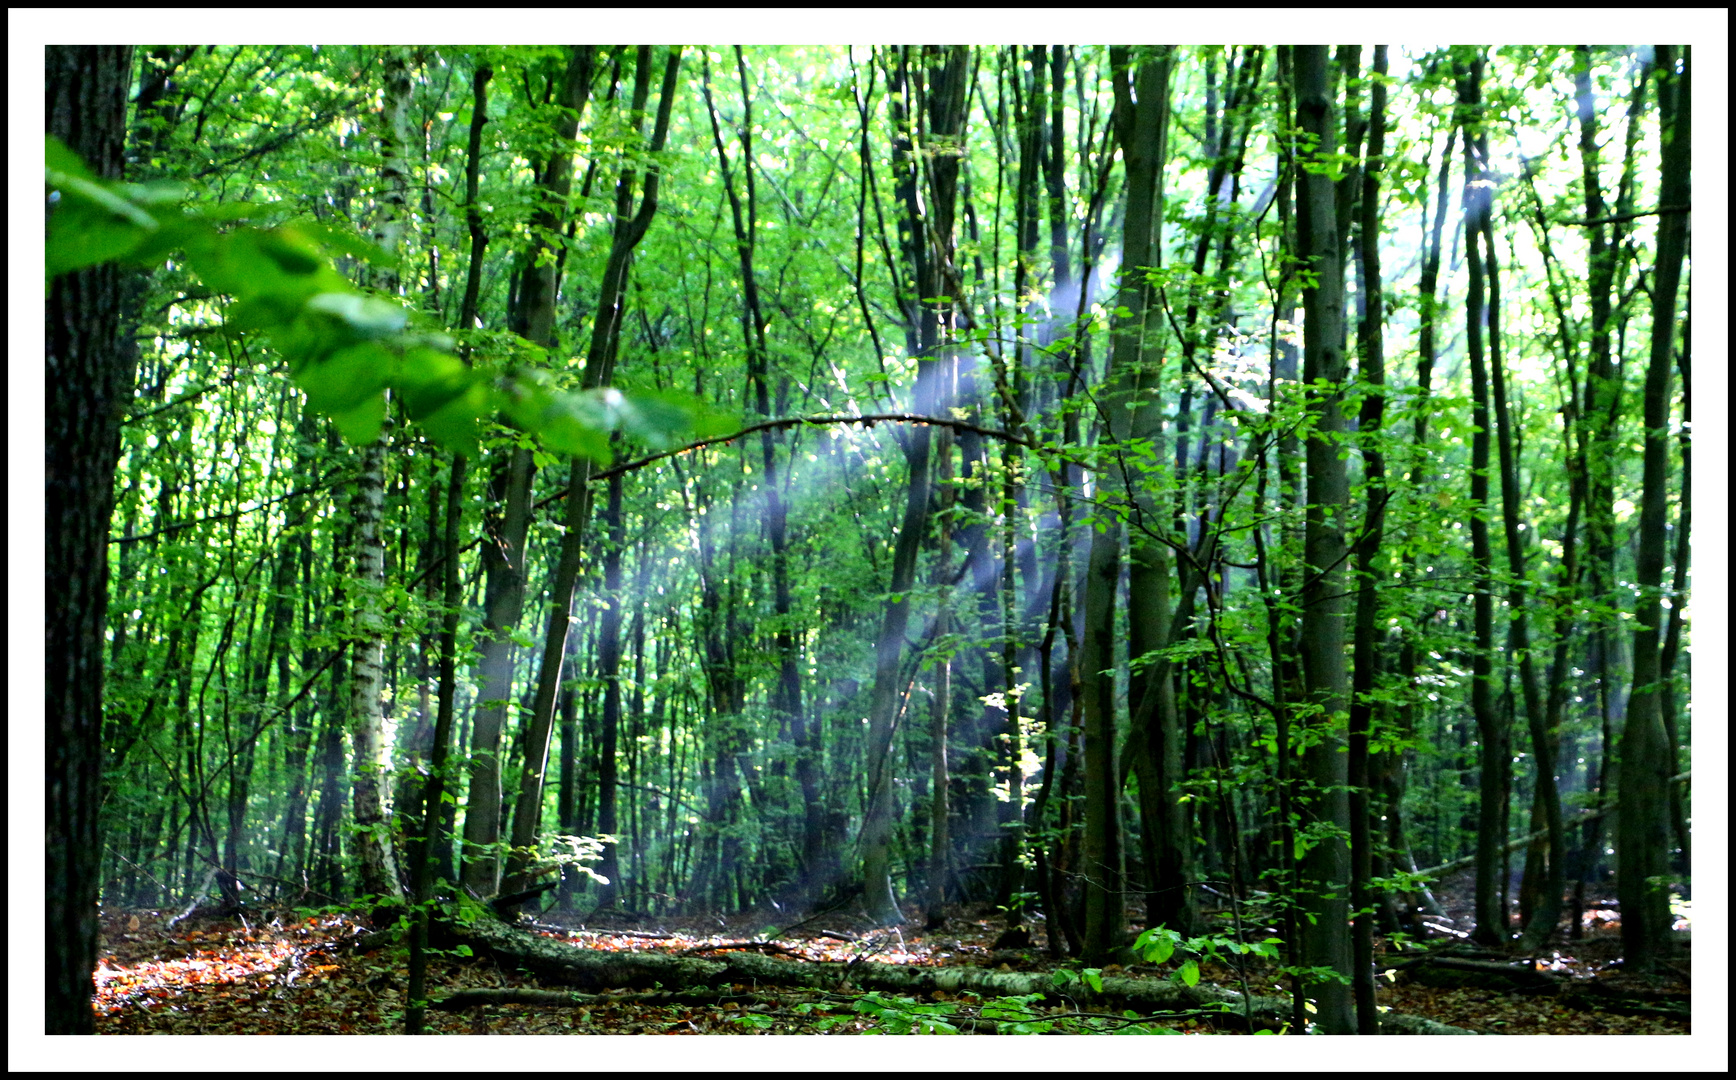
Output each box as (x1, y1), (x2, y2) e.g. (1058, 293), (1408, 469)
(594, 470), (626, 906)
(46, 42), (136, 1036)
(1291, 45), (1355, 1033)
(502, 46), (681, 901)
(1347, 44), (1388, 1035)
(1455, 51), (1508, 950)
(1617, 44), (1689, 975)
(859, 46), (970, 925)
(1080, 45), (1177, 961)
(344, 47), (417, 904)
(462, 44), (594, 899)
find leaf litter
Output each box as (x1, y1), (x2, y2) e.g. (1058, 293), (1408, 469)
(92, 892), (1689, 1036)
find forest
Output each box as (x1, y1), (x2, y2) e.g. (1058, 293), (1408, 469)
(41, 36), (1703, 1044)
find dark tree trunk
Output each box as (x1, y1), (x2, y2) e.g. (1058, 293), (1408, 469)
(1347, 44), (1389, 1035)
(464, 45), (603, 898)
(1292, 45), (1355, 1033)
(46, 42), (137, 1036)
(594, 471), (626, 907)
(1617, 44), (1689, 975)
(1456, 51), (1509, 949)
(503, 47), (680, 900)
(860, 45), (970, 925)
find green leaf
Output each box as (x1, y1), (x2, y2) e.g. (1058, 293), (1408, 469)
(1178, 958), (1200, 987)
(44, 134), (95, 182)
(296, 343), (394, 415)
(46, 211), (150, 278)
(537, 412), (612, 463)
(329, 391), (387, 445)
(394, 347), (479, 421)
(288, 218), (394, 267)
(256, 228), (325, 276)
(413, 381), (490, 458)
(1134, 926), (1178, 964)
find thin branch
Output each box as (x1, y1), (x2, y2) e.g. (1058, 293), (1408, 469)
(109, 469), (352, 544)
(590, 413), (1031, 482)
(1560, 203), (1690, 228)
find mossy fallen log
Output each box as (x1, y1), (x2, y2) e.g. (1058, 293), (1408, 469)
(450, 917), (1474, 1034)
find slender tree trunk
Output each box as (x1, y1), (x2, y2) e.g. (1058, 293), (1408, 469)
(1347, 44), (1389, 1035)
(927, 414), (956, 916)
(1291, 45), (1355, 1033)
(464, 46), (596, 898)
(594, 470), (626, 907)
(347, 48), (415, 904)
(1484, 181), (1562, 951)
(859, 46), (970, 925)
(503, 47), (681, 900)
(1657, 327), (1691, 876)
(1456, 52), (1509, 948)
(1568, 47), (1648, 925)
(1617, 45), (1689, 975)
(405, 389), (473, 1032)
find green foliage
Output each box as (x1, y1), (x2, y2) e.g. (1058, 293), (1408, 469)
(852, 991), (961, 1034)
(46, 134), (712, 459)
(1131, 924), (1283, 988)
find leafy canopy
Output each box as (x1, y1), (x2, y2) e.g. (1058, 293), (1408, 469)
(46, 134), (717, 458)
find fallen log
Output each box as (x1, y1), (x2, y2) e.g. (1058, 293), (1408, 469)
(451, 917), (1474, 1034)
(1395, 956), (1562, 993)
(430, 986), (751, 1010)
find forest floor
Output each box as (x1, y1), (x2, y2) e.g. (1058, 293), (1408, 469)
(93, 871), (1689, 1036)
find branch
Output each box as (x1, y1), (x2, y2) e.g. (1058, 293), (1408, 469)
(192, 98), (369, 179)
(109, 468), (352, 545)
(1561, 203), (1690, 228)
(590, 413), (1031, 482)
(1411, 772), (1691, 879)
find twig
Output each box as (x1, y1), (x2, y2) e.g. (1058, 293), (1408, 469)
(591, 413), (1031, 482)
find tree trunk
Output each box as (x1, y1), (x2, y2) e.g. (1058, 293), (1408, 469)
(859, 46), (970, 925)
(1617, 44), (1688, 975)
(1347, 43), (1389, 1035)
(594, 470), (626, 907)
(46, 42), (136, 1036)
(1483, 158), (1562, 951)
(463, 45), (595, 898)
(348, 428), (403, 901)
(1456, 52), (1509, 949)
(1082, 45), (1178, 961)
(1291, 45), (1355, 1033)
(347, 47), (415, 904)
(503, 46), (681, 901)
(1567, 47), (1648, 927)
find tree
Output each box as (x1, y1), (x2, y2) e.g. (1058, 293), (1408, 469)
(1078, 44), (1174, 963)
(1347, 43), (1389, 1034)
(859, 45), (970, 925)
(347, 45), (414, 905)
(1291, 44), (1355, 1034)
(46, 42), (137, 1037)
(501, 45), (680, 901)
(1617, 43), (1689, 975)
(1456, 49), (1509, 948)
